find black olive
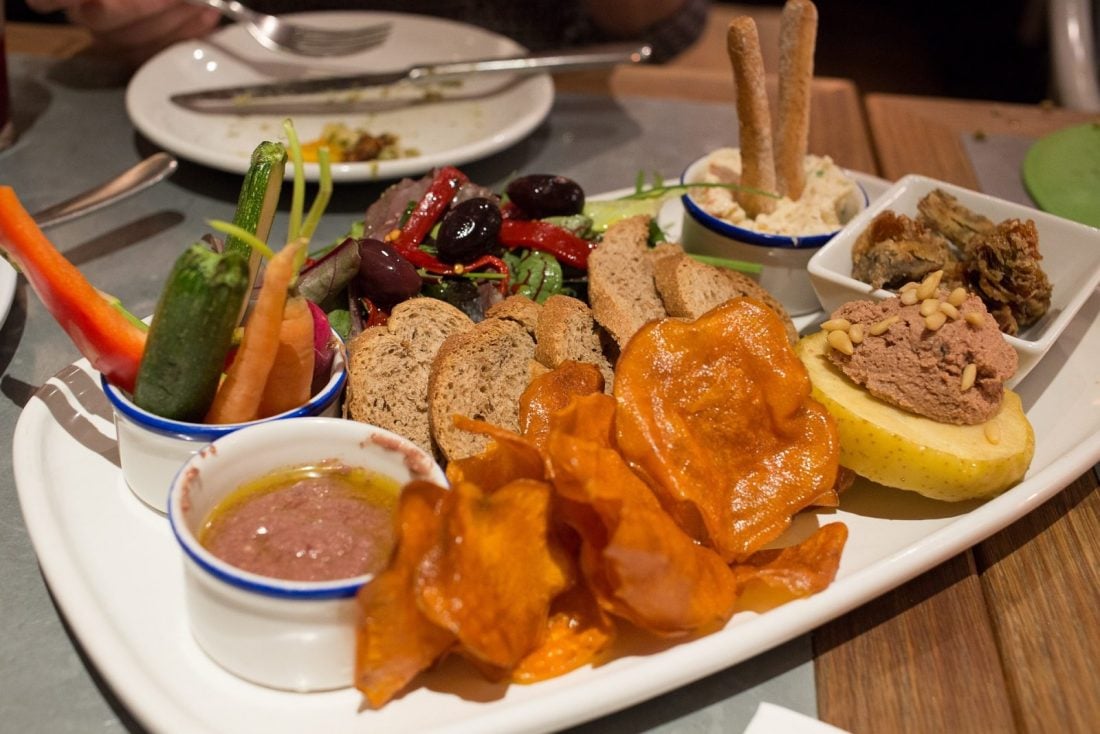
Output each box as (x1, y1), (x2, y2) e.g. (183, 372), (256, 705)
(435, 197), (502, 264)
(355, 238), (421, 307)
(505, 174), (585, 219)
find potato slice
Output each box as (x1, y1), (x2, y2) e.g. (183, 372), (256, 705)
(795, 331), (1034, 501)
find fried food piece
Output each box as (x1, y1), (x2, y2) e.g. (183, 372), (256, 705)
(727, 17), (778, 217)
(850, 210), (958, 290)
(613, 298), (840, 562)
(355, 481), (456, 709)
(518, 361), (605, 451)
(547, 393), (739, 635)
(965, 218), (1052, 334)
(732, 522), (848, 599)
(511, 582), (616, 684)
(775, 0), (818, 200)
(445, 414), (546, 489)
(917, 188), (996, 250)
(417, 477), (571, 669)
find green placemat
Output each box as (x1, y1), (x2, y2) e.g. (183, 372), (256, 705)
(1022, 122), (1100, 228)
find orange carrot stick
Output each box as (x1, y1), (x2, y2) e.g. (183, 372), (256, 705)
(205, 240), (303, 424)
(256, 293), (316, 418)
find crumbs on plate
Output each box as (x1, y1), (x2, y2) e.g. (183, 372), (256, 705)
(301, 123), (419, 163)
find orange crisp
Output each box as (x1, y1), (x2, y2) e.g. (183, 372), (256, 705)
(614, 297), (840, 561)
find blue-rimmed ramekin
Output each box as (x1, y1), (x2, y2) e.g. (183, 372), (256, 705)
(167, 416), (446, 692)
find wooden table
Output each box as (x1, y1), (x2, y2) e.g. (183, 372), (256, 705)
(4, 19), (1099, 734)
(817, 94), (1100, 734)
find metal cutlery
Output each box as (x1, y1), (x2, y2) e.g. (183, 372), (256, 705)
(31, 153), (178, 228)
(183, 0), (392, 57)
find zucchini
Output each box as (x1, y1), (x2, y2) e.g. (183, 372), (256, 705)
(224, 141), (286, 306)
(132, 244), (250, 421)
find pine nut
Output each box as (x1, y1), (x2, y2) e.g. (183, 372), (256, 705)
(939, 302), (960, 319)
(916, 270), (944, 300)
(984, 422), (1002, 445)
(948, 287), (968, 307)
(964, 311), (985, 327)
(848, 323), (865, 344)
(821, 318), (852, 332)
(919, 298), (941, 316)
(827, 329), (855, 355)
(869, 315), (899, 336)
(924, 311), (947, 331)
(900, 281), (919, 292)
(900, 289), (919, 306)
(960, 363), (977, 391)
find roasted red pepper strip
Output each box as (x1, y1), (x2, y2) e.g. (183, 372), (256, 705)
(0, 186), (147, 392)
(392, 166), (469, 256)
(498, 219), (596, 269)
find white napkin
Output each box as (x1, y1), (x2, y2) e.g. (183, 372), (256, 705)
(743, 702), (852, 734)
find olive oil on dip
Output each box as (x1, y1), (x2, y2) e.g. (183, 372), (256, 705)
(198, 461), (399, 582)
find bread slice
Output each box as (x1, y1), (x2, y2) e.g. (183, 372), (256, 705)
(534, 294), (615, 391)
(653, 252), (800, 345)
(428, 317), (537, 462)
(344, 297), (473, 456)
(485, 294), (542, 337)
(587, 215), (668, 347)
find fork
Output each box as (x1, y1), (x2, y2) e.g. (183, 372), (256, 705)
(184, 0), (392, 57)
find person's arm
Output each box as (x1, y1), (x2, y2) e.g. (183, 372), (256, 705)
(24, 0), (220, 66)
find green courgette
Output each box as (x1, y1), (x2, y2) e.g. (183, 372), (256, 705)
(132, 244), (250, 422)
(224, 140), (287, 305)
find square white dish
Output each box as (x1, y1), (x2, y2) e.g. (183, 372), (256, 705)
(807, 174), (1100, 385)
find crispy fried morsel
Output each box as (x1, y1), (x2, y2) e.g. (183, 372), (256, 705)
(614, 298), (840, 562)
(416, 478), (571, 669)
(917, 188), (996, 251)
(966, 218), (1052, 333)
(445, 414), (546, 489)
(548, 393), (739, 636)
(850, 210), (958, 290)
(731, 522), (848, 601)
(518, 360), (605, 450)
(511, 582), (617, 683)
(355, 481), (456, 709)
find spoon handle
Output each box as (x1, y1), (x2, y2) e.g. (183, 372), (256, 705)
(32, 153), (179, 229)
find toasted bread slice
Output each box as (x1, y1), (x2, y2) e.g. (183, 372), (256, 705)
(429, 317), (537, 462)
(345, 297), (473, 456)
(653, 252), (800, 345)
(587, 215), (669, 347)
(534, 294), (615, 391)
(485, 294), (542, 336)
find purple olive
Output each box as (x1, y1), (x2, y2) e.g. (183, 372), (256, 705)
(435, 197), (502, 264)
(355, 238), (421, 307)
(505, 174), (585, 219)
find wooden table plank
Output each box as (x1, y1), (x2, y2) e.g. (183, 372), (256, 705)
(864, 93), (1099, 186)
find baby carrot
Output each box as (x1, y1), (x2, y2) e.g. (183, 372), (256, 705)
(256, 293), (316, 418)
(204, 240), (304, 424)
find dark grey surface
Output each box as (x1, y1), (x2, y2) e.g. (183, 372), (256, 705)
(960, 132), (1037, 208)
(0, 53), (816, 733)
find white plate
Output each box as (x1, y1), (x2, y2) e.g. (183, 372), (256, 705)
(15, 181), (1100, 733)
(0, 258), (14, 327)
(125, 12), (554, 182)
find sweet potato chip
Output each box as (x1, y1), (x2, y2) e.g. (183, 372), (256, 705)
(512, 582), (616, 684)
(547, 393), (739, 636)
(446, 414), (545, 489)
(613, 298), (840, 562)
(732, 522), (848, 603)
(519, 361), (605, 449)
(356, 481), (455, 709)
(416, 478), (571, 669)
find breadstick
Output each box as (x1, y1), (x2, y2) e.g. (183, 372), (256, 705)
(775, 0), (818, 200)
(726, 17), (777, 217)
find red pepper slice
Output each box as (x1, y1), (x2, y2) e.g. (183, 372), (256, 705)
(0, 186), (147, 392)
(498, 219), (596, 269)
(392, 166), (469, 256)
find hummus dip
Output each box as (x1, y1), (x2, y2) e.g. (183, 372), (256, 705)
(199, 462), (400, 582)
(691, 148), (858, 235)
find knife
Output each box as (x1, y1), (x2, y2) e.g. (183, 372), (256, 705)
(170, 42), (652, 112)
